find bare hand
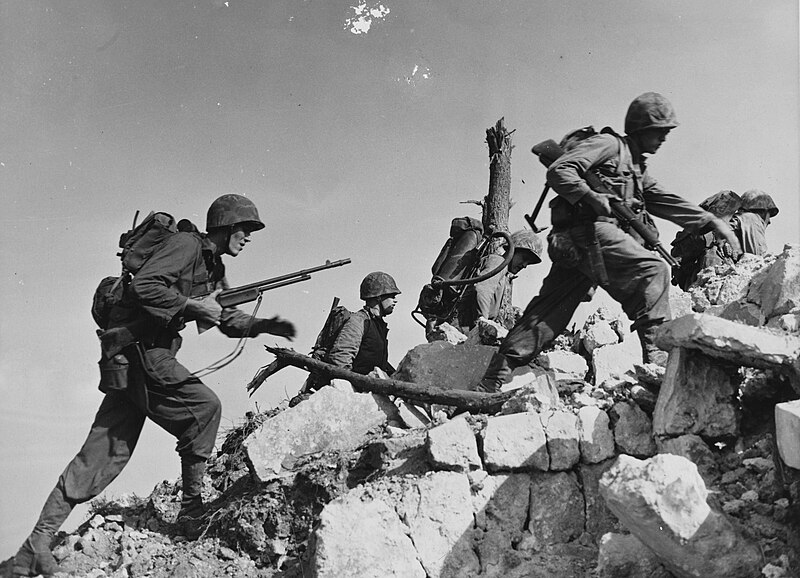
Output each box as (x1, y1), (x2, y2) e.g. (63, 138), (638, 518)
(583, 191), (612, 217)
(712, 218), (742, 259)
(185, 290), (223, 325)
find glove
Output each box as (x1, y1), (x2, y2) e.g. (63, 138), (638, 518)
(259, 316), (296, 341)
(710, 217), (742, 259)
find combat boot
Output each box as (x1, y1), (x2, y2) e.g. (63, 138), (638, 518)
(475, 352), (513, 394)
(12, 486), (73, 577)
(176, 457), (207, 539)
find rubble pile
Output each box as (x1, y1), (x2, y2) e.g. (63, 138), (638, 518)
(3, 246), (800, 577)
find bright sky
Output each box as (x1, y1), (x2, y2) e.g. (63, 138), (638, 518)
(1, 0), (797, 559)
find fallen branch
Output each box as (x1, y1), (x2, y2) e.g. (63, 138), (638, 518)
(249, 346), (516, 413)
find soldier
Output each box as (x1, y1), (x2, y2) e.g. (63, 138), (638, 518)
(670, 189), (742, 290)
(12, 194), (296, 577)
(478, 92), (741, 392)
(457, 229), (544, 331)
(327, 271), (401, 376)
(732, 188), (779, 256)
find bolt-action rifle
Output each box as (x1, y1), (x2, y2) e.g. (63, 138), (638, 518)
(530, 139), (679, 268)
(215, 258), (352, 308)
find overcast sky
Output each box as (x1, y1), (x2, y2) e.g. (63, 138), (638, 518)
(1, 0), (797, 558)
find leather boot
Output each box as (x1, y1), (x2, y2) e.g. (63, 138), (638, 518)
(476, 352), (513, 394)
(637, 324), (669, 368)
(176, 457), (207, 539)
(12, 486), (73, 577)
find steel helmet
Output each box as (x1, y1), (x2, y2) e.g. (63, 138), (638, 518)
(206, 194), (265, 232)
(740, 189), (779, 217)
(510, 229), (543, 264)
(360, 272), (401, 300)
(699, 190), (742, 218)
(624, 92), (680, 135)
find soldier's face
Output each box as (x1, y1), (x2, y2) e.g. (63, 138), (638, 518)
(379, 294), (398, 315)
(226, 224), (253, 257)
(636, 128), (671, 154)
(508, 249), (538, 274)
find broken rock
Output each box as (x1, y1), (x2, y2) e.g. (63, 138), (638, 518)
(577, 406), (616, 464)
(393, 341), (497, 391)
(776, 400), (800, 469)
(244, 387), (391, 482)
(609, 401), (656, 458)
(600, 454), (761, 578)
(427, 415), (481, 471)
(482, 412), (549, 472)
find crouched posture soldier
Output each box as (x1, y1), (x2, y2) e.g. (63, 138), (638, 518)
(732, 188), (779, 257)
(328, 272), (401, 376)
(457, 229), (543, 331)
(13, 194), (296, 577)
(478, 92), (741, 392)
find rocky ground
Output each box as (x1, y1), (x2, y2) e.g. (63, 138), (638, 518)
(3, 247), (800, 578)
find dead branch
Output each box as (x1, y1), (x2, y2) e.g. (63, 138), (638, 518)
(254, 346), (515, 412)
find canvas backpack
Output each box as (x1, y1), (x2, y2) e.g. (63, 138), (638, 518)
(91, 211), (179, 329)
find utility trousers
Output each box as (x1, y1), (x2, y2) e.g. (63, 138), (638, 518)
(57, 347), (221, 504)
(485, 221), (670, 385)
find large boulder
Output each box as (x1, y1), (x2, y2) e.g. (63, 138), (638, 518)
(244, 386), (392, 482)
(600, 454), (761, 578)
(482, 412), (549, 472)
(393, 341), (497, 391)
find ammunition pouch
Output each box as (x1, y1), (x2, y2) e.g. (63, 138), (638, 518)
(98, 353), (131, 393)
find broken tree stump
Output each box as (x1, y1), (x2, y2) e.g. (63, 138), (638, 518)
(249, 346), (516, 412)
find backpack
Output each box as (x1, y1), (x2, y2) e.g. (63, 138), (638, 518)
(91, 211), (179, 329)
(413, 217), (487, 325)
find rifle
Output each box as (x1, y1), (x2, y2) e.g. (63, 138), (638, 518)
(216, 258), (352, 308)
(531, 139), (679, 268)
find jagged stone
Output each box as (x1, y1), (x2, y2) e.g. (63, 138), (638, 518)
(656, 434), (719, 483)
(500, 366), (561, 414)
(596, 532), (672, 578)
(609, 402), (656, 458)
(536, 350), (589, 380)
(653, 347), (740, 440)
(749, 244), (800, 319)
(600, 454), (762, 578)
(520, 471), (584, 551)
(244, 387), (391, 482)
(580, 320), (621, 354)
(482, 412), (549, 472)
(719, 299), (765, 326)
(654, 313), (800, 391)
(464, 317), (508, 346)
(428, 321), (467, 344)
(390, 472), (480, 577)
(427, 415), (481, 471)
(577, 406), (615, 464)
(541, 410), (580, 471)
(591, 336), (641, 387)
(669, 285), (695, 319)
(776, 400), (800, 469)
(578, 460), (622, 541)
(393, 341), (497, 391)
(766, 312), (800, 333)
(312, 496), (426, 577)
(395, 399), (431, 429)
(472, 473), (532, 572)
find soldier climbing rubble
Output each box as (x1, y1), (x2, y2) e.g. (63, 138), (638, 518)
(478, 92), (742, 393)
(11, 195), (296, 577)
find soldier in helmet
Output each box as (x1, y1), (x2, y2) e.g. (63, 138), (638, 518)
(670, 190), (743, 289)
(457, 228), (543, 331)
(12, 194), (296, 577)
(327, 272), (401, 376)
(732, 188), (779, 256)
(478, 92), (741, 393)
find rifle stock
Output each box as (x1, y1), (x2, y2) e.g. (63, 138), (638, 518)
(216, 258), (351, 308)
(531, 139), (678, 268)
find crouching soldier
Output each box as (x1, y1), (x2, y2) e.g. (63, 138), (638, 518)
(457, 228), (543, 331)
(478, 92), (741, 393)
(12, 194), (295, 577)
(732, 188), (779, 256)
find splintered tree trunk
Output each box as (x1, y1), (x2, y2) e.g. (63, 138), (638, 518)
(484, 118), (515, 329)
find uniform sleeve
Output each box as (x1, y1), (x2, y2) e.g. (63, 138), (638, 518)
(546, 135), (620, 205)
(129, 234), (199, 325)
(473, 254), (506, 320)
(640, 172), (715, 232)
(326, 312), (366, 369)
(210, 274), (273, 337)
